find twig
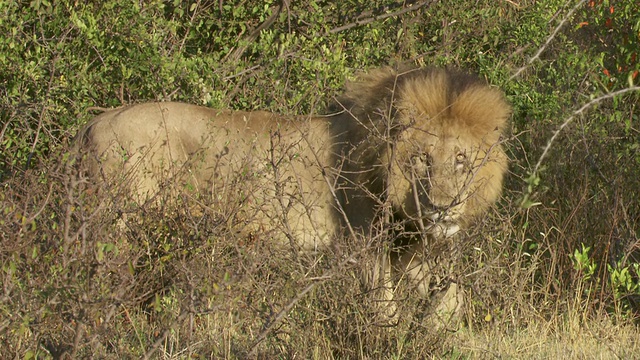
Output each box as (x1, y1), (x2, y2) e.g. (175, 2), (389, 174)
(248, 279), (320, 355)
(247, 246), (368, 356)
(510, 0), (587, 80)
(224, 1), (286, 62)
(533, 86), (640, 175)
(85, 106), (117, 113)
(329, 0), (435, 34)
(223, 65), (261, 81)
(178, 0), (201, 53)
(27, 57), (58, 169)
(294, 116), (360, 244)
(0, 111), (14, 148)
(69, 320), (84, 359)
(142, 311), (191, 360)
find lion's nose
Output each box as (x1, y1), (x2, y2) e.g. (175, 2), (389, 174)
(428, 210), (451, 222)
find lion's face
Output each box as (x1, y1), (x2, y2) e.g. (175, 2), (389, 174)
(388, 123), (491, 237)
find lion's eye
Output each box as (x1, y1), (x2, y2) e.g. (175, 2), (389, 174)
(410, 153), (430, 173)
(455, 152), (467, 171)
(410, 152), (427, 162)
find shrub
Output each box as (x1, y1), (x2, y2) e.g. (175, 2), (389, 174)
(1, 0), (640, 357)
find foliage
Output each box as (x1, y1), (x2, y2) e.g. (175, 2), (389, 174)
(578, 0), (639, 89)
(1, 0), (640, 358)
(572, 243), (640, 315)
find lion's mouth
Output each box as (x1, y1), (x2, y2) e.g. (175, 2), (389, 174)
(427, 222), (461, 238)
(427, 211), (454, 222)
(424, 211), (461, 238)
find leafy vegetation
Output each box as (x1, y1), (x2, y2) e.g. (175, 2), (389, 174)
(1, 0), (639, 358)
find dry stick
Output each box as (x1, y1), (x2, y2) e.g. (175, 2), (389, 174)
(329, 0), (435, 34)
(510, 0), (587, 81)
(533, 86), (640, 175)
(410, 168), (427, 233)
(85, 106), (118, 113)
(61, 173), (76, 260)
(224, 1), (286, 62)
(246, 116), (366, 356)
(27, 58), (57, 169)
(26, 181), (54, 223)
(299, 118), (359, 242)
(141, 283), (223, 359)
(247, 246), (369, 357)
(0, 111), (13, 146)
(248, 280), (320, 355)
(68, 320), (84, 359)
(268, 130), (302, 250)
(508, 0), (640, 179)
(178, 0), (201, 53)
(26, 25), (73, 167)
(143, 310), (191, 360)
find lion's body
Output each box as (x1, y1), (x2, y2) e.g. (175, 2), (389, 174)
(76, 67), (511, 322)
(78, 103), (338, 249)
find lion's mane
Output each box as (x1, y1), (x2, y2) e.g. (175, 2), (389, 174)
(329, 67), (510, 236)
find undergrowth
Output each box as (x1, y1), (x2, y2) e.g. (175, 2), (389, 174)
(1, 0), (639, 358)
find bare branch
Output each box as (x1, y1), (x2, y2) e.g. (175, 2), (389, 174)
(224, 1), (287, 62)
(510, 0), (587, 80)
(329, 0), (435, 34)
(247, 246), (369, 357)
(533, 86), (640, 175)
(178, 0), (202, 53)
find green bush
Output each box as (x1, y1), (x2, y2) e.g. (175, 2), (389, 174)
(1, 0), (640, 358)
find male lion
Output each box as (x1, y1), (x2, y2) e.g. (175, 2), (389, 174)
(76, 67), (510, 323)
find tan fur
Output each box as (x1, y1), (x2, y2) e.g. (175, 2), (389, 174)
(76, 104), (337, 250)
(75, 67), (510, 319)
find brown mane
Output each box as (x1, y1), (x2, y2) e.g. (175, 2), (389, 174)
(329, 67), (510, 231)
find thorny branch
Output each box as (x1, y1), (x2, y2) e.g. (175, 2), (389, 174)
(533, 86), (640, 175)
(506, 0), (640, 180)
(510, 0), (588, 80)
(329, 0), (436, 34)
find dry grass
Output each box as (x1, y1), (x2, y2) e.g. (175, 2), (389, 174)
(2, 0), (639, 357)
(2, 152), (639, 359)
(2, 94), (640, 359)
(453, 313), (640, 359)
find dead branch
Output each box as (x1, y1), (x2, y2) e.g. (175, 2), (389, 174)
(224, 0), (289, 62)
(533, 86), (640, 175)
(510, 0), (587, 80)
(329, 0), (436, 34)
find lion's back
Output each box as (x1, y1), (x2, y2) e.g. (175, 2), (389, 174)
(75, 102), (338, 248)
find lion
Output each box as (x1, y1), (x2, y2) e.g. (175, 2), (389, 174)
(75, 67), (510, 324)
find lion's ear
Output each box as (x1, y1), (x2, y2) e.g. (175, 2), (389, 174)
(451, 86), (511, 141)
(347, 67), (396, 91)
(342, 67), (399, 109)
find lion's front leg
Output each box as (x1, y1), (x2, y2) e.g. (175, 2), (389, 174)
(429, 281), (464, 330)
(365, 249), (398, 324)
(398, 243), (433, 297)
(398, 241), (464, 330)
